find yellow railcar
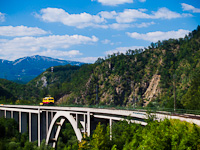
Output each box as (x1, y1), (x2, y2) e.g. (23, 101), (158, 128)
(41, 96), (54, 105)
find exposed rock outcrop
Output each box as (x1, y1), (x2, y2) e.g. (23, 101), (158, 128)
(143, 74), (161, 106)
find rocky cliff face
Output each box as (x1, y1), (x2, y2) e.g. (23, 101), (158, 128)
(143, 74), (161, 106)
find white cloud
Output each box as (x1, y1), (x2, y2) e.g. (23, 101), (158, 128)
(109, 22), (155, 30)
(105, 46), (144, 55)
(116, 9), (150, 23)
(109, 23), (132, 30)
(36, 49), (83, 58)
(98, 11), (117, 19)
(36, 7), (189, 29)
(181, 3), (200, 13)
(0, 12), (5, 22)
(0, 26), (48, 36)
(71, 57), (101, 63)
(127, 29), (190, 42)
(116, 7), (183, 23)
(95, 0), (133, 6)
(151, 7), (182, 19)
(37, 7), (105, 28)
(0, 34), (98, 60)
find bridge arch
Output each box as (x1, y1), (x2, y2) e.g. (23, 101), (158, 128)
(46, 111), (82, 148)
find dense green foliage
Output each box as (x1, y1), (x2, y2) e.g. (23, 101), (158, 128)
(0, 79), (40, 104)
(28, 64), (96, 102)
(182, 72), (200, 110)
(79, 119), (200, 150)
(56, 122), (79, 150)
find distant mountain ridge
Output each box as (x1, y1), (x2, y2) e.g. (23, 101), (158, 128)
(0, 55), (84, 83)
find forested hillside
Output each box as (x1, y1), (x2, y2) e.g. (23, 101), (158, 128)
(1, 26), (200, 110)
(0, 79), (40, 104)
(27, 26), (200, 110)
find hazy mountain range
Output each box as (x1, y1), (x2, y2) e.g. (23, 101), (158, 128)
(0, 55), (84, 83)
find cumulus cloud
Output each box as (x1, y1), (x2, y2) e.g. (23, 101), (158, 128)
(151, 7), (182, 19)
(36, 7), (105, 28)
(95, 0), (133, 6)
(37, 49), (83, 58)
(105, 46), (144, 55)
(116, 9), (150, 23)
(0, 26), (48, 36)
(181, 3), (200, 13)
(98, 11), (117, 19)
(116, 8), (183, 23)
(126, 29), (190, 42)
(109, 22), (155, 30)
(0, 34), (98, 60)
(0, 12), (5, 22)
(109, 23), (132, 30)
(36, 7), (189, 29)
(70, 57), (101, 63)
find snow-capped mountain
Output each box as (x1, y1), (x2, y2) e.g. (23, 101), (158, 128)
(0, 55), (84, 83)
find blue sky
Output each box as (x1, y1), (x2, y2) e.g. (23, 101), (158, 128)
(0, 0), (199, 63)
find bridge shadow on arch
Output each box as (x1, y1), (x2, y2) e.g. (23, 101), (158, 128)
(46, 111), (82, 148)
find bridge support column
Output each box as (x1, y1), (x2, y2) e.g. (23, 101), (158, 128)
(19, 112), (21, 132)
(11, 111), (13, 119)
(4, 110), (6, 118)
(109, 119), (112, 140)
(19, 112), (28, 133)
(29, 113), (32, 142)
(84, 114), (86, 133)
(87, 111), (90, 136)
(46, 111), (50, 136)
(38, 108), (41, 146)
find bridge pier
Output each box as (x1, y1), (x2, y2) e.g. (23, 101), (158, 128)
(4, 110), (6, 118)
(87, 111), (91, 136)
(29, 113), (31, 142)
(110, 119), (112, 140)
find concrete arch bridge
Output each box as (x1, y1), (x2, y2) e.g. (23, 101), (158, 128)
(0, 105), (200, 148)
